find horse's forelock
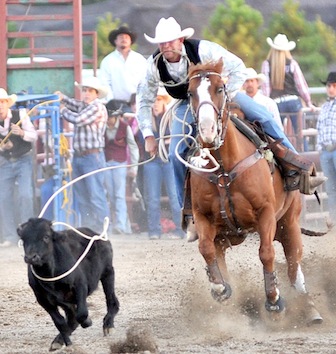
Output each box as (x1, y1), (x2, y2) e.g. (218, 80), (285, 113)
(188, 60), (223, 78)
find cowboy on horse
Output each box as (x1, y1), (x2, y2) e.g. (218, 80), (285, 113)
(136, 17), (326, 241)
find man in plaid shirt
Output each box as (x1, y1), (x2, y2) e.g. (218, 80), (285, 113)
(55, 77), (110, 232)
(317, 72), (336, 228)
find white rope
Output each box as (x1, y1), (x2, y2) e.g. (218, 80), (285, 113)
(152, 50), (190, 86)
(30, 216), (110, 282)
(174, 138), (220, 172)
(158, 100), (220, 173)
(38, 158), (154, 219)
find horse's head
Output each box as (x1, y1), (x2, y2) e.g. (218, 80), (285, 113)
(188, 59), (227, 146)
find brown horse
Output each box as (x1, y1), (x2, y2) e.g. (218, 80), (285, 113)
(187, 59), (323, 324)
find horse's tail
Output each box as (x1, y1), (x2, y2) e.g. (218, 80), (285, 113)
(301, 228), (329, 237)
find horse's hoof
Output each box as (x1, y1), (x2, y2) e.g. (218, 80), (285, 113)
(306, 307), (323, 326)
(211, 282), (232, 302)
(265, 296), (285, 313)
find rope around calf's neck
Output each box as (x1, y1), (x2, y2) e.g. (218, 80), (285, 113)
(30, 216), (110, 282)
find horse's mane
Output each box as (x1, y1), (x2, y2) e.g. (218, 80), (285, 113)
(188, 59), (223, 78)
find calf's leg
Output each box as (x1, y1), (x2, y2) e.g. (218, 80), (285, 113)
(101, 265), (120, 335)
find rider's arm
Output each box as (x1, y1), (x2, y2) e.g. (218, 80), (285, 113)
(136, 55), (159, 139)
(198, 40), (247, 98)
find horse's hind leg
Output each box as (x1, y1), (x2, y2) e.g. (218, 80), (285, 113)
(278, 221), (323, 325)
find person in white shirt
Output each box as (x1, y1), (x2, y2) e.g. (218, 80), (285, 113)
(99, 26), (147, 107)
(243, 67), (284, 131)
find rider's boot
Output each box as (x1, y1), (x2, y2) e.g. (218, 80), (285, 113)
(184, 215), (198, 243)
(181, 169), (198, 242)
(270, 143), (327, 195)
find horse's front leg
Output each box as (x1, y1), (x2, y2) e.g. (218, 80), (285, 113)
(258, 213), (285, 313)
(197, 215), (232, 302)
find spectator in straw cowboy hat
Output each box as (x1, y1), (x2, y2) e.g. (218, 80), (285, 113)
(100, 25), (147, 106)
(316, 72), (336, 228)
(136, 17), (326, 241)
(55, 77), (110, 232)
(243, 67), (284, 131)
(0, 88), (37, 247)
(261, 33), (316, 135)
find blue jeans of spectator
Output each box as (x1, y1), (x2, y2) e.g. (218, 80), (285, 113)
(144, 157), (184, 237)
(105, 160), (129, 233)
(168, 95), (296, 208)
(72, 151), (110, 232)
(319, 150), (336, 220)
(0, 153), (35, 243)
(276, 97), (302, 134)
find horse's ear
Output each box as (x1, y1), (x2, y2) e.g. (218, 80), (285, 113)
(216, 58), (224, 72)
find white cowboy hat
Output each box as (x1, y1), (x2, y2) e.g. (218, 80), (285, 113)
(144, 17), (194, 44)
(266, 34), (296, 51)
(245, 68), (266, 84)
(75, 76), (108, 99)
(0, 88), (17, 107)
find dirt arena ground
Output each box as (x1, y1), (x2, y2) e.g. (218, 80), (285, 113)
(1, 226), (336, 354)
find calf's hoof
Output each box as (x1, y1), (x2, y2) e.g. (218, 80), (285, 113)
(80, 317), (93, 328)
(103, 325), (114, 336)
(49, 333), (69, 352)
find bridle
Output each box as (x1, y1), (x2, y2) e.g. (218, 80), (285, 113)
(188, 71), (229, 148)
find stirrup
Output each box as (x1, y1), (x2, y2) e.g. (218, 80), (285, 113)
(299, 172), (327, 195)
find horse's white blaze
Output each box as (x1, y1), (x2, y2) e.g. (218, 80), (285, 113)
(197, 78), (217, 143)
(294, 264), (307, 293)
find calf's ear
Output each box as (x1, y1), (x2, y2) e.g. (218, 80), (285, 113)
(17, 222), (26, 237)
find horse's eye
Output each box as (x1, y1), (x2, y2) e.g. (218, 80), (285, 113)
(187, 91), (193, 98)
(217, 87), (224, 94)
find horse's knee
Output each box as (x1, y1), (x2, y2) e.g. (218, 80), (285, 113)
(259, 245), (275, 268)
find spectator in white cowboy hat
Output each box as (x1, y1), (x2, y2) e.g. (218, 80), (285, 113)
(316, 72), (336, 229)
(99, 25), (147, 106)
(136, 17), (326, 236)
(243, 67), (284, 131)
(55, 77), (110, 233)
(0, 88), (37, 247)
(261, 33), (316, 136)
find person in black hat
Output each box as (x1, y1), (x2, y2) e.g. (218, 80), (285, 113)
(104, 100), (139, 234)
(316, 72), (336, 228)
(99, 25), (147, 106)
